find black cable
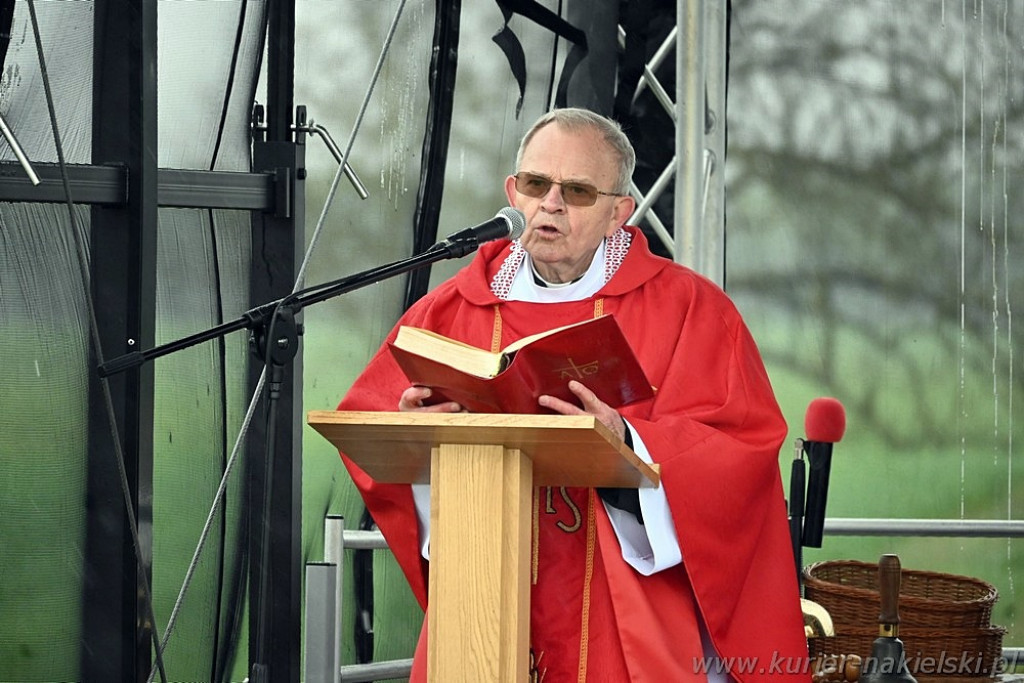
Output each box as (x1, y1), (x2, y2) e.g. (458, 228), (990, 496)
(210, 0), (249, 170)
(209, 2), (254, 679)
(402, 0), (461, 310)
(208, 215), (232, 683)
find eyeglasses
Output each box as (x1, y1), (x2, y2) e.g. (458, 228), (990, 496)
(513, 172), (621, 207)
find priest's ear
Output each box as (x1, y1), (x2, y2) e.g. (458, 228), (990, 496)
(504, 175), (518, 207)
(608, 194), (636, 235)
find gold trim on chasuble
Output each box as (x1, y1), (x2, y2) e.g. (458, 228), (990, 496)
(492, 300), (604, 683)
(529, 489), (597, 683)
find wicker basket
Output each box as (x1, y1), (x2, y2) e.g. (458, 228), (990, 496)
(809, 626), (1007, 679)
(803, 560), (999, 629)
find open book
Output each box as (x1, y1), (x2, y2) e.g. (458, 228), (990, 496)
(387, 314), (655, 414)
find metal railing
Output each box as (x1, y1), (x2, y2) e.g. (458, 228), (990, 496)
(824, 518), (1024, 538)
(304, 516), (415, 683)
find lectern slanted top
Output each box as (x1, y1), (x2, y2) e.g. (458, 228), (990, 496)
(306, 410), (660, 488)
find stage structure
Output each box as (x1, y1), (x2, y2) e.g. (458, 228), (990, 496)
(0, 1), (1021, 682)
(0, 0), (722, 680)
(0, 0), (305, 679)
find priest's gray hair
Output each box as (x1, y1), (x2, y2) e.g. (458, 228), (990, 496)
(515, 108), (636, 196)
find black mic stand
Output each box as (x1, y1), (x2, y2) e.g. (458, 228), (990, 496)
(789, 438), (806, 588)
(99, 234), (486, 682)
(791, 437), (837, 657)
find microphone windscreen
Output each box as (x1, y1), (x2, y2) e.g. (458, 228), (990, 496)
(804, 397), (846, 443)
(498, 206), (526, 240)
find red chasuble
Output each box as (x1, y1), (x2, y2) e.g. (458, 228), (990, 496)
(337, 227), (810, 682)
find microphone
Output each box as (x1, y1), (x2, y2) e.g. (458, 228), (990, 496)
(432, 207), (526, 256)
(800, 397), (846, 548)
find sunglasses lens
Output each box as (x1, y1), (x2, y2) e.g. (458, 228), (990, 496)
(515, 173), (551, 198)
(561, 183), (598, 206)
(514, 173), (599, 207)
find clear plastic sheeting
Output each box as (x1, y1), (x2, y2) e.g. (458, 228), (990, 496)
(0, 203), (92, 679)
(726, 0), (1021, 642)
(0, 2), (95, 680)
(0, 1), (262, 681)
(151, 207), (253, 680)
(158, 1), (265, 171)
(0, 2), (94, 164)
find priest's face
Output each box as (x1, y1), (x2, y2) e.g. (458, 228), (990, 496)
(504, 123), (636, 284)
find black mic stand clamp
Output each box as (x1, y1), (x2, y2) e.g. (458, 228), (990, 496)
(431, 234), (487, 259)
(247, 304), (302, 391)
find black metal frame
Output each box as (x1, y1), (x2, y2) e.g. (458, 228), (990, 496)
(0, 0), (301, 680)
(243, 1), (302, 680)
(0, 162), (280, 209)
(245, 109), (305, 683)
(80, 0), (158, 680)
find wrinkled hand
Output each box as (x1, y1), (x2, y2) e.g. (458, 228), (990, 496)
(398, 386), (464, 413)
(538, 380), (626, 442)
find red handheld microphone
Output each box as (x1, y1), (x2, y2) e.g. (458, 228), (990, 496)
(801, 397), (846, 548)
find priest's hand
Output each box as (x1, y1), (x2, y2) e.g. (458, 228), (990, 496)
(539, 380), (627, 442)
(398, 386), (464, 413)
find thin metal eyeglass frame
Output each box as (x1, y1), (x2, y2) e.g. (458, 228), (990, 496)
(513, 172), (621, 207)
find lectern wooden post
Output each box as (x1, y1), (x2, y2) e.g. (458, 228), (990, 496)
(307, 411), (660, 683)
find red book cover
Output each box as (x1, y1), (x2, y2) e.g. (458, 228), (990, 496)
(387, 315), (655, 414)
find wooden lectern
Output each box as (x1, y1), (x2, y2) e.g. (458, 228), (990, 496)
(307, 410), (660, 683)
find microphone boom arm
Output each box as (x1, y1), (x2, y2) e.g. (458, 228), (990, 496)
(99, 241), (456, 377)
